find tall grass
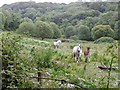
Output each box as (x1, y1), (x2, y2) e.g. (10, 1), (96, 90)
(1, 32), (118, 88)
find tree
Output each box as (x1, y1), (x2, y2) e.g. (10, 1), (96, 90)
(77, 25), (92, 40)
(91, 25), (114, 40)
(0, 12), (6, 30)
(2, 10), (12, 30)
(97, 11), (118, 29)
(50, 22), (61, 39)
(114, 21), (120, 40)
(34, 17), (48, 22)
(2, 32), (22, 88)
(79, 17), (99, 30)
(17, 21), (36, 36)
(65, 26), (76, 38)
(35, 21), (53, 39)
(2, 10), (20, 31)
(20, 17), (33, 23)
(71, 10), (100, 21)
(23, 8), (41, 20)
(89, 2), (107, 13)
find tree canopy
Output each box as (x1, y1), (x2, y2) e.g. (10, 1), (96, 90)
(91, 25), (114, 40)
(35, 21), (53, 39)
(1, 2), (118, 40)
(77, 25), (92, 40)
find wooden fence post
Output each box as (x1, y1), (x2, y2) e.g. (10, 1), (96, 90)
(38, 71), (43, 86)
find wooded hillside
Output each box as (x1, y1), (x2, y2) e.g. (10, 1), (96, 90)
(0, 2), (119, 40)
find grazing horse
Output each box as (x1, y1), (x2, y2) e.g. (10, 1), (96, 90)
(54, 40), (61, 49)
(84, 47), (90, 62)
(73, 44), (82, 63)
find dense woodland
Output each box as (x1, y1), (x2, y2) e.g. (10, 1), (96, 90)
(0, 1), (119, 41)
(0, 1), (119, 88)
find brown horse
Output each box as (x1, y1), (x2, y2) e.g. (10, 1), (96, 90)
(84, 47), (90, 63)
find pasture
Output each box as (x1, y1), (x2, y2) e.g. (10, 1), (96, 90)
(1, 32), (119, 88)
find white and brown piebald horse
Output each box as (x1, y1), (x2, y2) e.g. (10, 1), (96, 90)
(73, 44), (82, 63)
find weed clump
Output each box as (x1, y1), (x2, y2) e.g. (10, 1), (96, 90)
(94, 37), (114, 43)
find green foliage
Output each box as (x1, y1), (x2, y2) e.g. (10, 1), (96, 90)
(94, 37), (114, 44)
(1, 32), (22, 88)
(70, 35), (78, 40)
(20, 17), (33, 23)
(1, 32), (118, 88)
(17, 21), (36, 36)
(2, 2), (118, 41)
(0, 12), (6, 30)
(50, 22), (61, 39)
(71, 10), (100, 21)
(34, 47), (53, 68)
(104, 41), (118, 88)
(34, 17), (48, 22)
(65, 26), (76, 38)
(1, 2), (119, 88)
(23, 8), (41, 20)
(77, 25), (92, 40)
(114, 20), (120, 40)
(92, 25), (114, 40)
(90, 50), (99, 62)
(35, 21), (53, 39)
(89, 2), (107, 13)
(69, 44), (75, 49)
(78, 17), (99, 30)
(2, 10), (20, 31)
(97, 11), (118, 29)
(90, 41), (118, 88)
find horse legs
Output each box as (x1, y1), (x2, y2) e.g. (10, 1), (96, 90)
(75, 55), (79, 63)
(85, 55), (90, 63)
(85, 57), (87, 62)
(76, 54), (80, 63)
(54, 45), (59, 49)
(54, 45), (56, 49)
(74, 53), (80, 63)
(73, 53), (75, 58)
(76, 57), (79, 63)
(88, 56), (90, 62)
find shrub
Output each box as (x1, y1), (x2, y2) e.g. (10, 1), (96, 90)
(50, 22), (61, 39)
(17, 22), (35, 36)
(94, 37), (114, 43)
(91, 25), (114, 40)
(77, 25), (92, 40)
(65, 26), (76, 38)
(114, 21), (120, 40)
(70, 35), (78, 40)
(34, 47), (53, 69)
(35, 21), (53, 39)
(2, 32), (23, 88)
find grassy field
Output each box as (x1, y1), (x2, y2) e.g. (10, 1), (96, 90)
(1, 32), (119, 88)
